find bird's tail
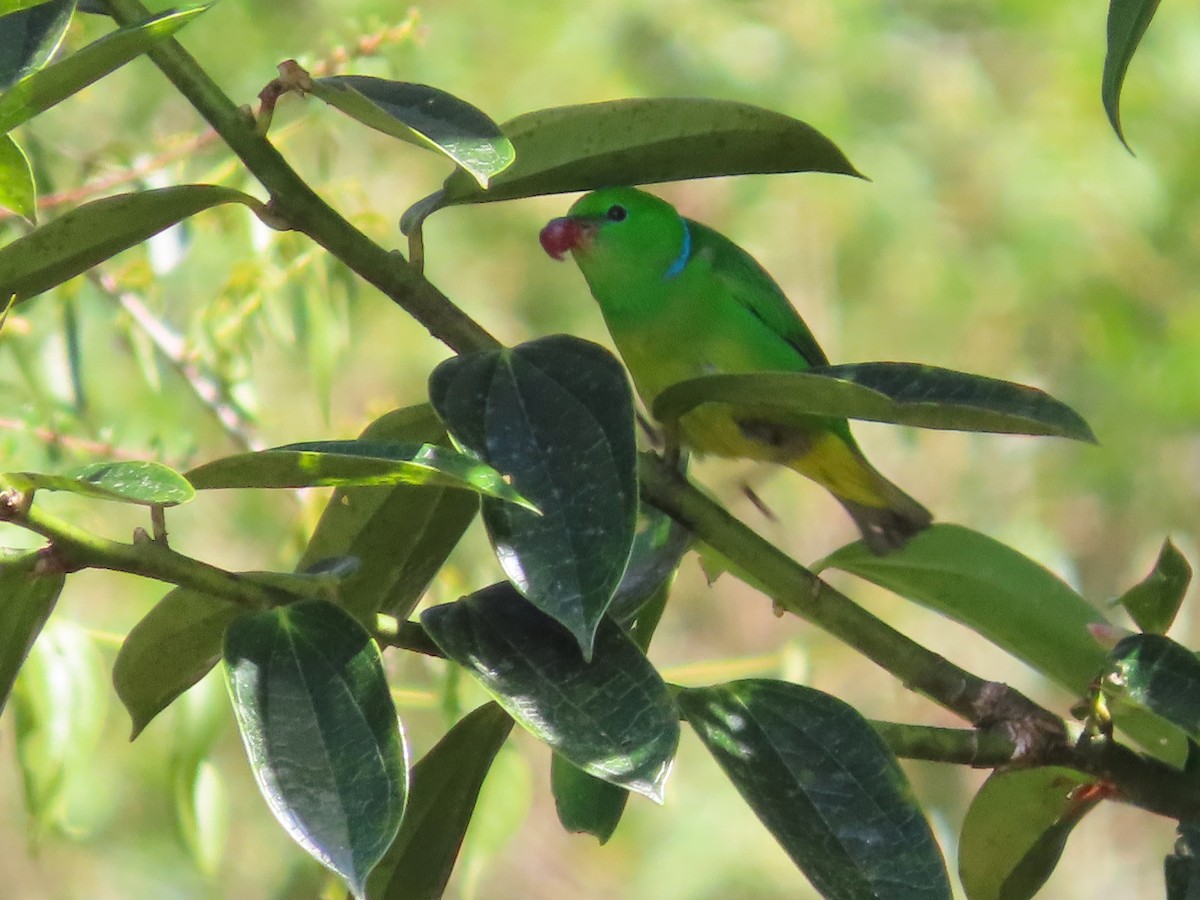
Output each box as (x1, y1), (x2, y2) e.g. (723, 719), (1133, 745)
(786, 432), (932, 555)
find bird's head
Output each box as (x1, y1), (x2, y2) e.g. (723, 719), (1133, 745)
(540, 188), (690, 286)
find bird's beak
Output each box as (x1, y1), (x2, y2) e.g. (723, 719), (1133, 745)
(539, 216), (597, 260)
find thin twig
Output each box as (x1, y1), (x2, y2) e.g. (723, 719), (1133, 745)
(91, 270), (262, 452)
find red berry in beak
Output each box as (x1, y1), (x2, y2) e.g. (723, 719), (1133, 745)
(539, 217), (589, 260)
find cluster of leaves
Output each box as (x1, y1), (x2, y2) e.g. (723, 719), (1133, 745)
(1, 1), (1194, 899)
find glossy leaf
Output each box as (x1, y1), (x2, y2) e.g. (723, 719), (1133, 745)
(1102, 0), (1162, 149)
(0, 184), (257, 301)
(653, 364), (1097, 443)
(1118, 538), (1191, 635)
(296, 405), (479, 621)
(309, 76), (513, 189)
(551, 756), (628, 844)
(113, 587), (249, 739)
(0, 2), (211, 134)
(421, 583), (678, 802)
(429, 335), (638, 657)
(186, 440), (530, 508)
(0, 549), (63, 715)
(366, 703), (513, 900)
(608, 506), (691, 627)
(224, 600), (407, 899)
(679, 680), (950, 900)
(0, 0), (74, 90)
(6, 459), (195, 506)
(959, 766), (1102, 900)
(401, 97), (862, 232)
(817, 524), (1107, 695)
(1101, 633), (1200, 742)
(0, 133), (35, 221)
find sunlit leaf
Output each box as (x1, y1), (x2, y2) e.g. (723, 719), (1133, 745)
(0, 549), (63, 715)
(0, 132), (35, 221)
(679, 680), (950, 899)
(959, 767), (1103, 900)
(817, 524), (1107, 695)
(1102, 0), (1162, 149)
(113, 586), (248, 739)
(0, 2), (212, 133)
(224, 600), (406, 899)
(309, 76), (513, 189)
(174, 758), (229, 877)
(421, 583), (678, 802)
(366, 703), (513, 900)
(401, 98), (861, 232)
(1117, 538), (1191, 634)
(186, 440), (530, 509)
(0, 184), (258, 301)
(0, 0), (74, 90)
(1101, 633), (1200, 742)
(429, 335), (638, 657)
(6, 459), (195, 506)
(12, 617), (108, 836)
(653, 364), (1097, 443)
(296, 405), (479, 622)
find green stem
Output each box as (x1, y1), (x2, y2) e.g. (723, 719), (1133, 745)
(639, 454), (1059, 732)
(7, 491), (276, 608)
(100, 0), (499, 357)
(871, 721), (1016, 767)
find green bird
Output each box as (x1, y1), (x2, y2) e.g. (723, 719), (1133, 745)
(539, 186), (931, 554)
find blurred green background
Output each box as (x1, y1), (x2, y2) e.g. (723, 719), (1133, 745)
(2, 0), (1199, 896)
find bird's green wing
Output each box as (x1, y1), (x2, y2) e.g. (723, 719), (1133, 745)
(685, 219), (830, 368)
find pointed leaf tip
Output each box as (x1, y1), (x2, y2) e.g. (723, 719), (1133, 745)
(428, 336), (638, 657)
(421, 583), (678, 801)
(1102, 0), (1162, 151)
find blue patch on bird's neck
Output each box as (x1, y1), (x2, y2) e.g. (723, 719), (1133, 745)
(663, 219), (692, 280)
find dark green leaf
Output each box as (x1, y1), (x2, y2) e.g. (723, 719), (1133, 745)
(816, 524), (1107, 695)
(401, 98), (862, 232)
(551, 756), (628, 843)
(0, 549), (63, 715)
(186, 440), (530, 508)
(653, 364), (1097, 443)
(1101, 634), (1200, 742)
(608, 506), (690, 628)
(0, 0), (74, 90)
(6, 459), (195, 506)
(1118, 539), (1191, 635)
(1166, 820), (1200, 900)
(0, 2), (211, 134)
(1102, 0), (1162, 149)
(421, 583), (678, 801)
(366, 703), (513, 900)
(429, 335), (638, 657)
(113, 586), (248, 739)
(224, 600), (406, 899)
(0, 184), (257, 301)
(959, 767), (1102, 900)
(296, 405), (479, 622)
(309, 76), (513, 189)
(679, 680), (950, 900)
(0, 132), (35, 221)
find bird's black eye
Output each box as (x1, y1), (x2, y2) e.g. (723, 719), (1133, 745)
(606, 204), (627, 222)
